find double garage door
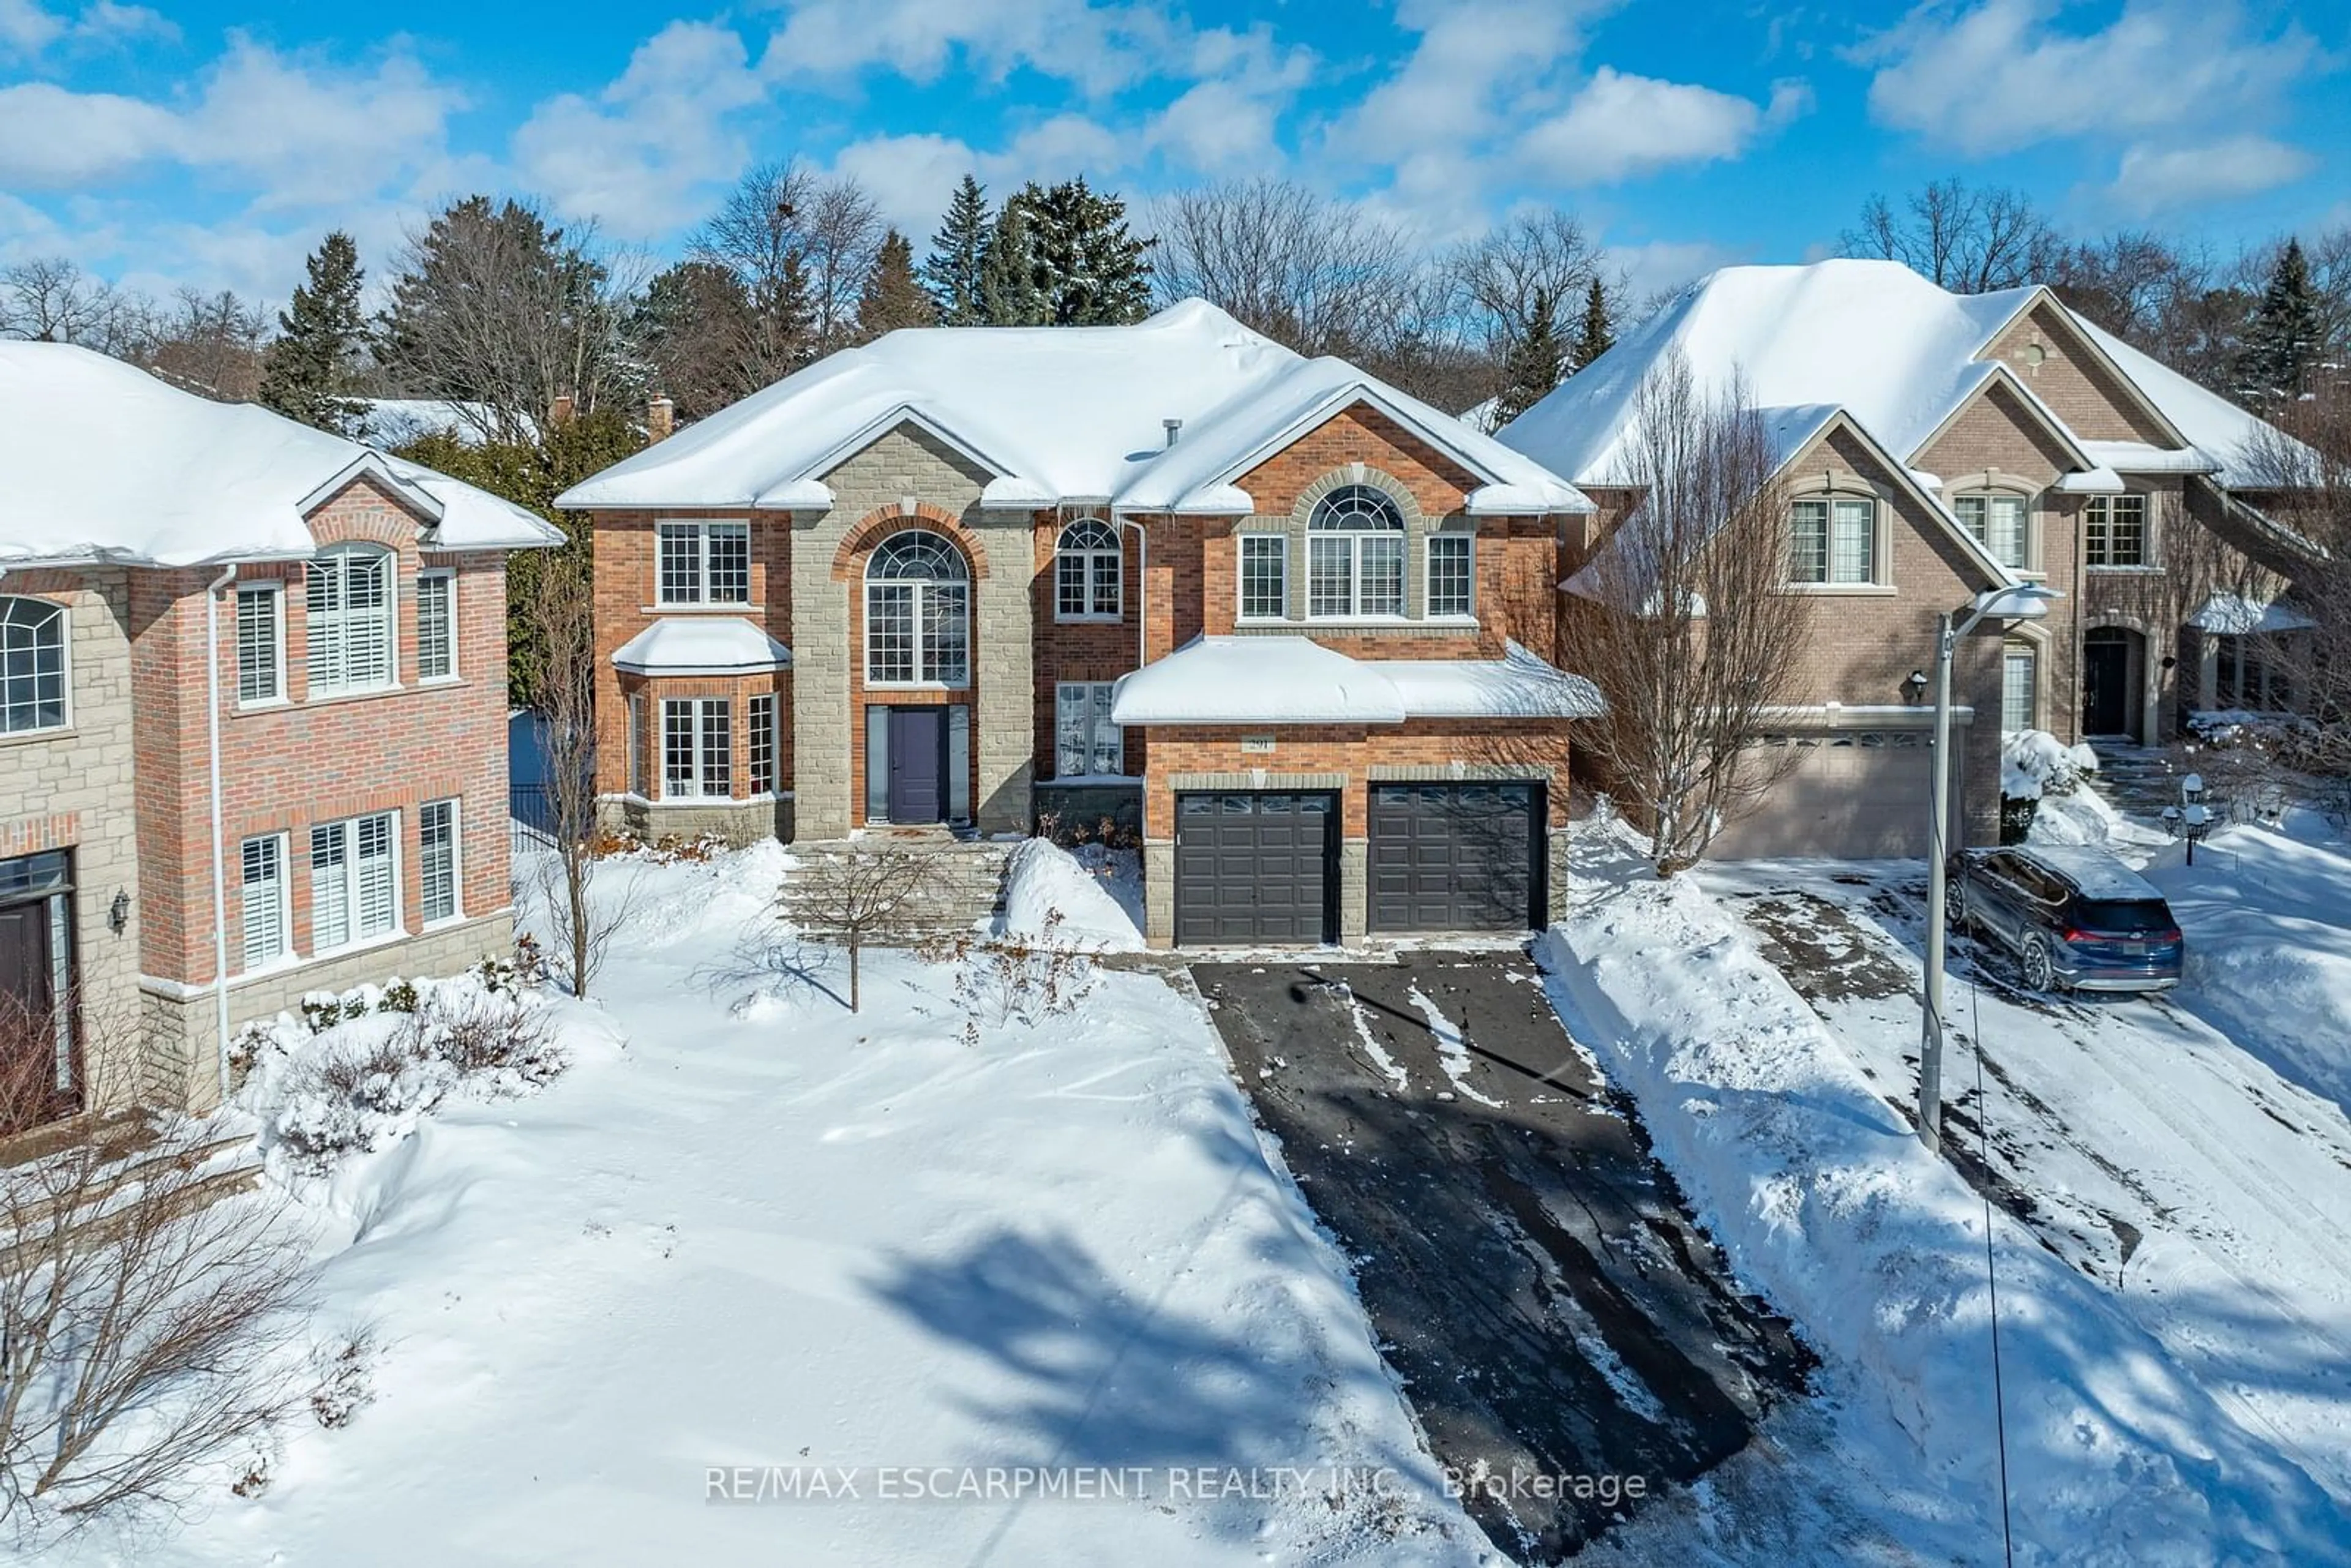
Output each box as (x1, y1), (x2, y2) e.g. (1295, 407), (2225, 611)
(1707, 730), (1948, 860)
(1173, 784), (1540, 945)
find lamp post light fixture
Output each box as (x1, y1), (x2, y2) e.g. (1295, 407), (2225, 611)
(1903, 669), (1930, 704)
(108, 890), (130, 934)
(2162, 773), (2216, 865)
(1919, 583), (2061, 1153)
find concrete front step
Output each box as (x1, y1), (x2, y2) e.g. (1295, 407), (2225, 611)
(779, 832), (1014, 939)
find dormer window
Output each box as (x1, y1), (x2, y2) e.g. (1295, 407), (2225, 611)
(1307, 484), (1407, 618)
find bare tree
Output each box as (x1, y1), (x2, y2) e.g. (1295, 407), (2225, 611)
(523, 552), (628, 997)
(1149, 179), (1425, 355)
(1843, 178), (2064, 293)
(776, 849), (943, 1012)
(1447, 208), (1605, 358)
(0, 1001), (314, 1536)
(2236, 400), (2351, 808)
(1561, 350), (1808, 874)
(0, 259), (150, 357)
(694, 162), (883, 374)
(144, 288), (269, 402)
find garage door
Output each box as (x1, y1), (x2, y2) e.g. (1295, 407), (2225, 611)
(1369, 781), (1542, 932)
(1708, 730), (1953, 860)
(1175, 792), (1336, 945)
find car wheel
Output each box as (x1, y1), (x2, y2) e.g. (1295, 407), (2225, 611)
(1948, 881), (1972, 933)
(2022, 936), (2058, 994)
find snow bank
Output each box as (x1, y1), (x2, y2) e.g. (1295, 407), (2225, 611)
(1539, 825), (2351, 1563)
(999, 839), (1145, 951)
(2001, 728), (2099, 801)
(2146, 825), (2351, 1118)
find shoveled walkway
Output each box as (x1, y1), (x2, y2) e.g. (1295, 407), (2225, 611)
(1194, 949), (1815, 1564)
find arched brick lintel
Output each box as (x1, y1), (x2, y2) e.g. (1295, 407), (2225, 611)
(830, 503), (989, 581)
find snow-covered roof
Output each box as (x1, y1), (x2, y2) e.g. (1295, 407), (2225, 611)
(2077, 440), (2219, 476)
(0, 343), (562, 565)
(2015, 845), (2167, 904)
(2185, 593), (2317, 636)
(557, 300), (1591, 518)
(1109, 635), (1601, 726)
(351, 398), (508, 449)
(610, 617), (792, 676)
(2072, 320), (2319, 489)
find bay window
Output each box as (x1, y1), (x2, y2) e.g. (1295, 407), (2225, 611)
(662, 699), (732, 799)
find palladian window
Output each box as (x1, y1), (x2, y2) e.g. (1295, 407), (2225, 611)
(864, 531), (970, 686)
(1307, 484), (1407, 618)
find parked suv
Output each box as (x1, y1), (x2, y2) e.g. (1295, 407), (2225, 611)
(1948, 846), (2184, 994)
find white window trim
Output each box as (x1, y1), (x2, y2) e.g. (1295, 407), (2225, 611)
(1236, 534), (1289, 623)
(416, 569), (459, 684)
(309, 811), (401, 957)
(306, 545), (399, 699)
(654, 519), (753, 607)
(862, 585), (971, 688)
(1954, 491), (2034, 574)
(2083, 493), (2154, 571)
(419, 798), (463, 927)
(2000, 639), (2040, 735)
(1054, 520), (1123, 624)
(234, 582), (287, 707)
(1306, 530), (1408, 620)
(1424, 533), (1475, 620)
(1054, 682), (1126, 779)
(238, 831), (290, 972)
(626, 692), (648, 797)
(662, 697), (735, 800)
(0, 595), (72, 737)
(1786, 493), (1891, 592)
(748, 693), (781, 797)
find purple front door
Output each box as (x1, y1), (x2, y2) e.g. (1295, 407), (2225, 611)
(886, 707), (948, 824)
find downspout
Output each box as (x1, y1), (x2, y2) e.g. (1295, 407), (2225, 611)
(204, 563), (238, 1104)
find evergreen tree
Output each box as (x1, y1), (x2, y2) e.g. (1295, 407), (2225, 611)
(921, 175), (992, 326)
(857, 230), (937, 340)
(1569, 276), (1614, 372)
(980, 203), (1049, 326)
(1016, 178), (1154, 325)
(1493, 288), (1564, 426)
(258, 231), (368, 433)
(2240, 238), (2322, 399)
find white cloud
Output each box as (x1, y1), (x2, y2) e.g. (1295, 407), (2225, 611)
(831, 133), (978, 238)
(0, 0), (174, 58)
(1147, 26), (1314, 174)
(1333, 0), (1603, 167)
(765, 0), (1173, 96)
(0, 0), (62, 54)
(1859, 0), (2315, 157)
(1603, 238), (1743, 305)
(514, 22), (766, 238)
(0, 82), (174, 184)
(1518, 68), (1802, 185)
(2109, 135), (2319, 214)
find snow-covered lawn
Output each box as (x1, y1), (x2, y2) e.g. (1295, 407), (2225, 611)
(1539, 806), (2351, 1563)
(72, 842), (1488, 1566)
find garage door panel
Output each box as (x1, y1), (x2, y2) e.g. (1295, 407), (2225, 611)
(1368, 782), (1539, 933)
(1176, 791), (1335, 945)
(1709, 731), (1953, 860)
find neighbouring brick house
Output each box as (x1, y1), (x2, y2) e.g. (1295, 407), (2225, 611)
(0, 343), (558, 1116)
(560, 300), (1601, 947)
(1500, 259), (2319, 857)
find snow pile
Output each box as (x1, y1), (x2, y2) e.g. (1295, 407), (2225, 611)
(999, 839), (1145, 951)
(2000, 728), (2099, 800)
(1540, 824), (2351, 1562)
(2146, 825), (2351, 1118)
(236, 966), (572, 1181)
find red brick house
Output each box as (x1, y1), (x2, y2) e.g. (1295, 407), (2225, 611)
(559, 301), (1600, 946)
(0, 343), (558, 1112)
(1500, 259), (2318, 857)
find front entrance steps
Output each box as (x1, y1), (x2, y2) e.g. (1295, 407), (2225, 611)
(2087, 741), (2190, 819)
(778, 828), (1014, 939)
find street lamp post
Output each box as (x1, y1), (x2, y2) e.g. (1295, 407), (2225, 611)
(1918, 584), (2061, 1153)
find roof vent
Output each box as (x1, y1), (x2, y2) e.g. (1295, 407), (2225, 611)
(1163, 418), (1183, 448)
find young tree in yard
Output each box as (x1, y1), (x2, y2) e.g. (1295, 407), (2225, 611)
(1569, 276), (1614, 371)
(779, 850), (943, 1012)
(378, 196), (640, 443)
(855, 230), (936, 339)
(921, 174), (993, 326)
(0, 1003), (315, 1534)
(260, 231), (369, 433)
(1562, 350), (1807, 874)
(1492, 288), (1564, 426)
(2240, 239), (2323, 400)
(522, 551), (616, 999)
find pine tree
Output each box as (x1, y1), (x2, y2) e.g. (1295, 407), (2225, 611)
(921, 175), (992, 326)
(857, 230), (937, 340)
(1015, 178), (1154, 325)
(980, 203), (1048, 327)
(1569, 276), (1614, 372)
(259, 231), (368, 433)
(1493, 289), (1564, 426)
(2239, 238), (2322, 399)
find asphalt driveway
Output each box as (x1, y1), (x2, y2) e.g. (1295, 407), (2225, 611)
(1193, 949), (1814, 1562)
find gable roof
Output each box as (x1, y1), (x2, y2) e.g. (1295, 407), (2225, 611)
(0, 343), (561, 566)
(2072, 319), (2320, 489)
(556, 299), (1591, 517)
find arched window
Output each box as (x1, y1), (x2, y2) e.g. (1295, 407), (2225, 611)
(1054, 518), (1122, 621)
(306, 545), (396, 696)
(865, 531), (970, 686)
(1955, 492), (2030, 570)
(1307, 484), (1407, 618)
(0, 598), (67, 734)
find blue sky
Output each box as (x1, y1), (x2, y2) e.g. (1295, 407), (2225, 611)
(1, 0), (2344, 307)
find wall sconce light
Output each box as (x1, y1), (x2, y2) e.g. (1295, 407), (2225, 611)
(1903, 669), (1929, 704)
(108, 890), (130, 934)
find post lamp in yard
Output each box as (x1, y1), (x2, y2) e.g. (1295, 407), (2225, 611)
(2162, 775), (2216, 865)
(1919, 584), (2062, 1153)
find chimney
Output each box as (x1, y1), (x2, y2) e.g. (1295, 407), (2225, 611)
(647, 394), (675, 443)
(549, 392), (576, 426)
(1163, 417), (1183, 448)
